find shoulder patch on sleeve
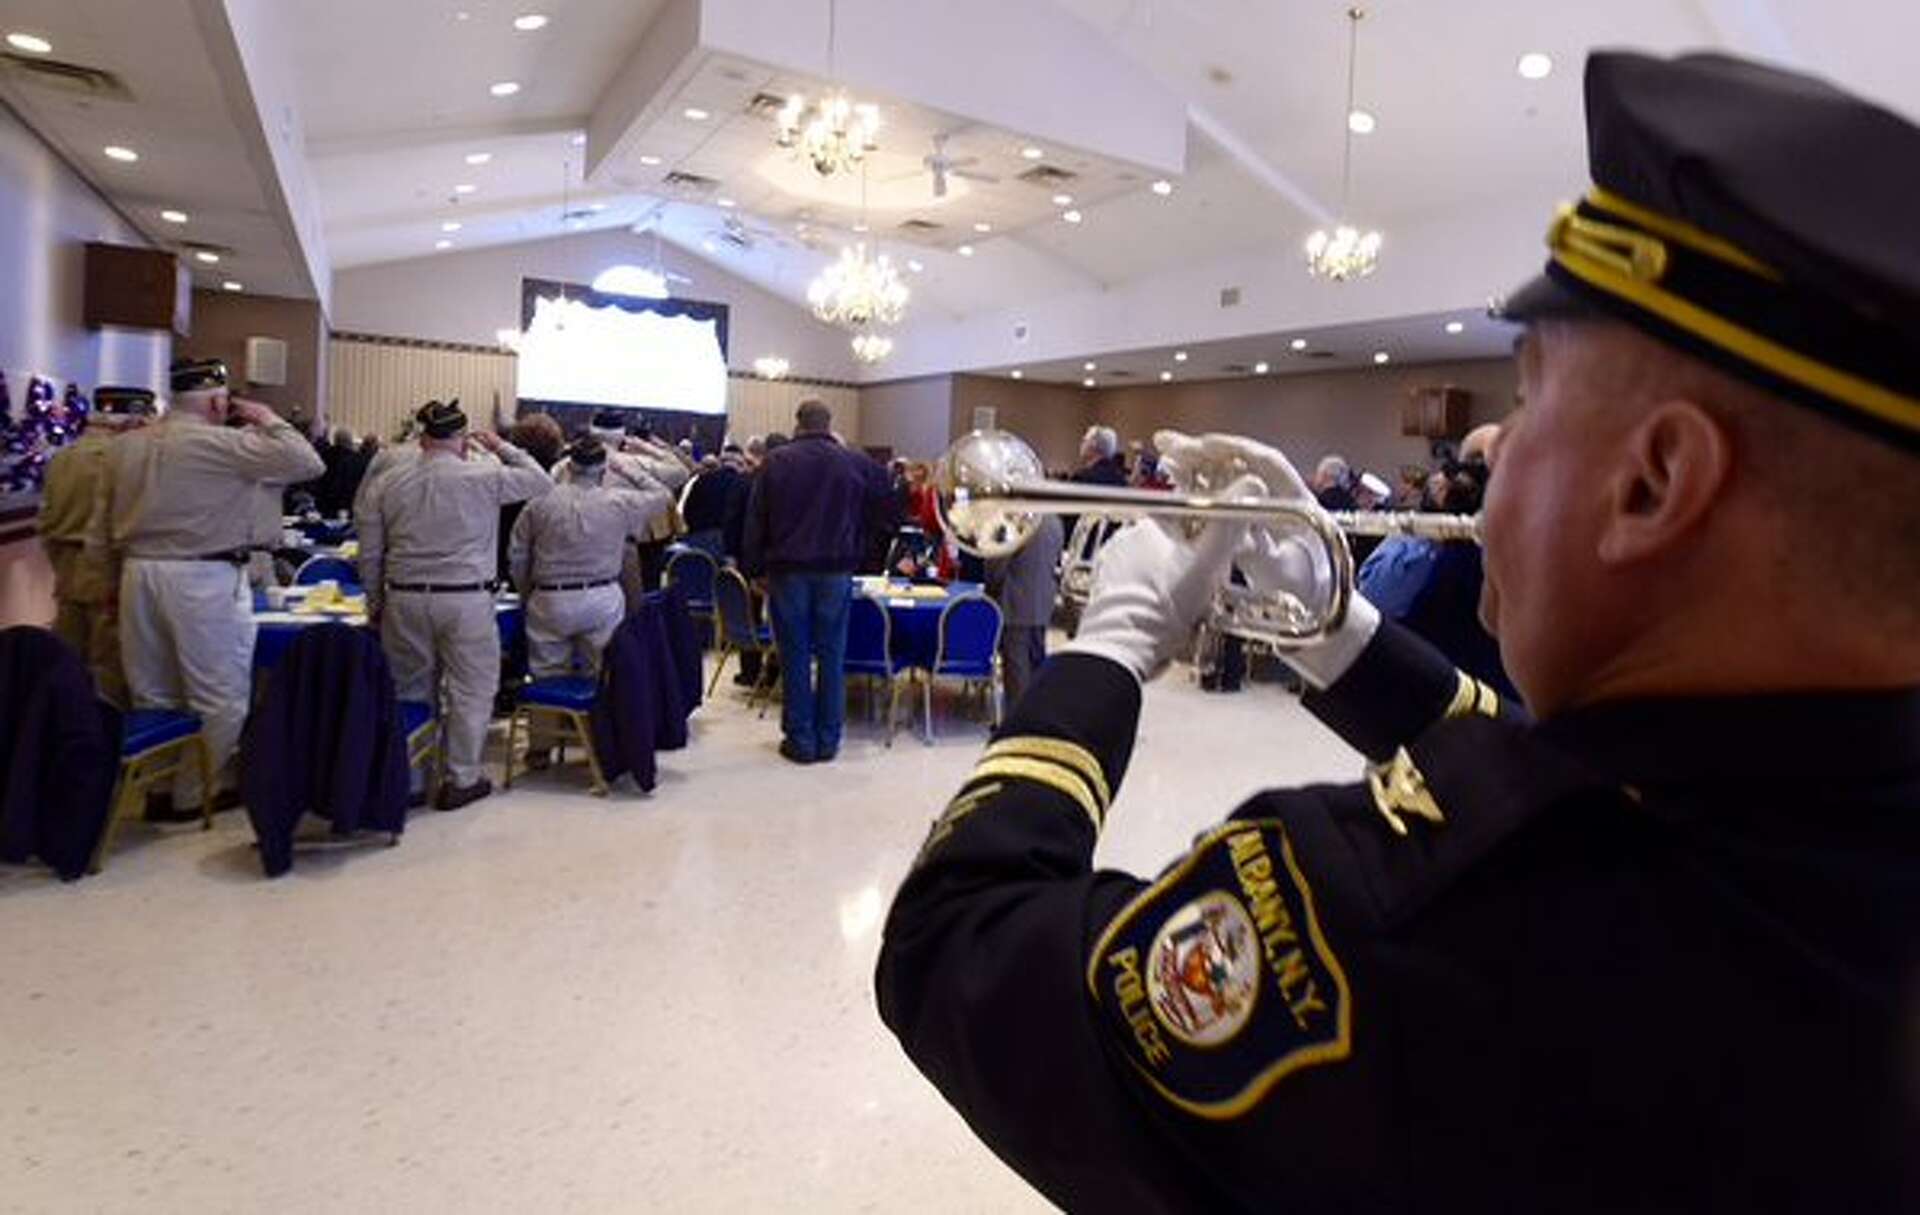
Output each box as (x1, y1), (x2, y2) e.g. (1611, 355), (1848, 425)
(1084, 819), (1353, 1120)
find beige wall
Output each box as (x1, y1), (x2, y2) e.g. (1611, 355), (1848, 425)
(1094, 358), (1518, 478)
(858, 376), (953, 461)
(726, 377), (860, 448)
(180, 289), (327, 428)
(951, 375), (1095, 472)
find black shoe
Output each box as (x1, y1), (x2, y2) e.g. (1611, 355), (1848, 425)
(778, 739), (815, 765)
(436, 777), (493, 811)
(1199, 672), (1221, 692)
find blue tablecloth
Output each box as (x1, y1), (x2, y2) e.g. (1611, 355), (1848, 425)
(253, 598), (525, 672)
(856, 579), (981, 670)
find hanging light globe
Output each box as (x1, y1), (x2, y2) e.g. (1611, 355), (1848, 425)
(1304, 225), (1382, 281)
(850, 332), (894, 364)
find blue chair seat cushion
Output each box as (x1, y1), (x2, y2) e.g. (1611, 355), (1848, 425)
(122, 708), (201, 756)
(936, 660), (995, 678)
(846, 658), (893, 676)
(520, 677), (598, 710)
(398, 700), (434, 737)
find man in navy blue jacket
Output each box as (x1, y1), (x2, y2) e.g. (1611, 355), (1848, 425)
(742, 401), (890, 764)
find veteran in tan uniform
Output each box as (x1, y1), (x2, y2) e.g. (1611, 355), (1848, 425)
(89, 360), (325, 812)
(357, 400), (552, 811)
(508, 435), (669, 768)
(40, 386), (154, 704)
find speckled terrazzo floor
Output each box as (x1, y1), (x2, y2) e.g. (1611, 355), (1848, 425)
(1, 652), (1364, 1213)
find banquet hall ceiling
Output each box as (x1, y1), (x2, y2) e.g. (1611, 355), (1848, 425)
(11, 0), (1920, 378)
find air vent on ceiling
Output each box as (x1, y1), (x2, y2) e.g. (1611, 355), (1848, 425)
(1016, 165), (1078, 188)
(662, 170), (718, 193)
(1221, 363), (1250, 374)
(1012, 323), (1029, 343)
(1106, 369), (1137, 379)
(0, 53), (134, 100)
(1305, 350), (1336, 359)
(744, 91), (788, 117)
(1219, 286), (1242, 308)
(897, 218), (944, 233)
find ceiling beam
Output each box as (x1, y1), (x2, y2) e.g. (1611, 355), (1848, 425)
(308, 117), (587, 161)
(1692, 0), (1802, 66)
(1186, 104), (1332, 227)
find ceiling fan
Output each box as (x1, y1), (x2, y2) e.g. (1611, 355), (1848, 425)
(628, 205), (695, 286)
(706, 213), (787, 251)
(887, 132), (1000, 198)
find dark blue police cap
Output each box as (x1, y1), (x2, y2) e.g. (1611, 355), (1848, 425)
(169, 358), (228, 394)
(1501, 52), (1920, 452)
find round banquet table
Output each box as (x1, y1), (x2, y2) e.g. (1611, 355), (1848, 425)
(854, 578), (983, 670)
(252, 591), (525, 672)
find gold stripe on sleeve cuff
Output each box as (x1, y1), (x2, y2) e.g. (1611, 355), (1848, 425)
(968, 756), (1104, 831)
(982, 736), (1113, 812)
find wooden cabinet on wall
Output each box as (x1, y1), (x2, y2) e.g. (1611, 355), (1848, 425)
(84, 243), (189, 336)
(1401, 385), (1471, 439)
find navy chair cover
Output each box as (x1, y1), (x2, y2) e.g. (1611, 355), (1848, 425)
(240, 622), (411, 877)
(0, 627), (118, 880)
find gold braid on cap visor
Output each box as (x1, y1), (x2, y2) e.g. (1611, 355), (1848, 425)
(1547, 186), (1920, 439)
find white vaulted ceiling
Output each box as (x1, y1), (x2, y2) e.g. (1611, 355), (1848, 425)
(15, 0), (1920, 380)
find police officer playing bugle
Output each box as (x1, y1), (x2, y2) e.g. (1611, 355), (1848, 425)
(876, 52), (1920, 1212)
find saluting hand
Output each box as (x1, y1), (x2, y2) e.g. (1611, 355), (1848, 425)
(228, 397), (280, 427)
(470, 430), (506, 455)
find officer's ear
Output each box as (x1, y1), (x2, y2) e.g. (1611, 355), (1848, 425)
(1596, 397), (1732, 566)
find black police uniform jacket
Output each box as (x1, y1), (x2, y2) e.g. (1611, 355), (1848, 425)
(876, 625), (1920, 1212)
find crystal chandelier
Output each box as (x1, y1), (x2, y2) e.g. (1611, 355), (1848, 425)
(772, 0), (879, 178)
(850, 332), (893, 364)
(808, 243), (909, 327)
(1306, 7), (1383, 281)
(777, 93), (880, 178)
(753, 355), (790, 380)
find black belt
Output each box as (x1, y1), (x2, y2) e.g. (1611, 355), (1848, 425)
(388, 581), (492, 594)
(534, 577), (618, 592)
(132, 549), (252, 565)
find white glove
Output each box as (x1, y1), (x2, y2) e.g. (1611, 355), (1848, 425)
(1058, 474), (1262, 683)
(1158, 431), (1380, 690)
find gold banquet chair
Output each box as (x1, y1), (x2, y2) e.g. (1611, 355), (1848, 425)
(707, 566), (778, 714)
(504, 676), (608, 796)
(92, 708), (215, 872)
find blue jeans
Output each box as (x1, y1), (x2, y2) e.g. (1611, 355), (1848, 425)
(767, 571), (853, 758)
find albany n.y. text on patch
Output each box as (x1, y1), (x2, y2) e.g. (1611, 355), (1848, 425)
(1086, 819), (1352, 1119)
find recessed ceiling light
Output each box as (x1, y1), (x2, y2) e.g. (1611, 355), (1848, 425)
(1173, 350), (1188, 362)
(1020, 145), (1044, 160)
(683, 107), (710, 121)
(1253, 361), (1270, 374)
(490, 81), (521, 97)
(103, 145), (138, 163)
(1290, 338), (1308, 351)
(716, 197), (736, 209)
(1373, 351), (1391, 365)
(160, 209), (189, 224)
(973, 222), (992, 233)
(1010, 370), (1023, 380)
(441, 221), (462, 232)
(907, 259), (925, 273)
(1082, 377), (1096, 388)
(1348, 109), (1377, 135)
(1150, 179), (1174, 196)
(454, 183), (477, 194)
(1061, 209), (1083, 224)
(585, 202), (606, 212)
(222, 280), (243, 292)
(638, 154), (662, 166)
(1445, 320), (1465, 334)
(1051, 193), (1073, 207)
(513, 13), (548, 31)
(958, 244), (975, 257)
(570, 134), (586, 147)
(702, 239), (718, 253)
(851, 221), (868, 233)
(465, 152), (492, 165)
(194, 250), (219, 264)
(435, 239), (453, 250)
(1083, 361), (1097, 371)
(1160, 370), (1174, 382)
(1517, 52), (1554, 80)
(455, 10), (470, 20)
(6, 32), (53, 54)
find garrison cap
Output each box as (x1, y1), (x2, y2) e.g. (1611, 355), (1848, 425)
(1501, 51), (1920, 452)
(93, 386), (156, 416)
(419, 398), (468, 439)
(169, 358), (228, 394)
(566, 435), (608, 468)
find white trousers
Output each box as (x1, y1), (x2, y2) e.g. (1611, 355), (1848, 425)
(382, 592), (498, 787)
(120, 558), (255, 807)
(527, 584), (625, 679)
